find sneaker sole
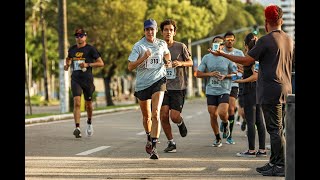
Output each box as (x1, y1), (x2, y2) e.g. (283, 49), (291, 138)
(212, 144), (222, 147)
(226, 141), (235, 145)
(164, 149), (176, 153)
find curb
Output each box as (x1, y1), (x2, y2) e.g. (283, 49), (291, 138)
(25, 106), (139, 125)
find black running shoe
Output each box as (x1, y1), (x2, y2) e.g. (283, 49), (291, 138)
(164, 141), (176, 153)
(256, 163), (273, 173)
(178, 121), (187, 137)
(241, 121), (246, 131)
(149, 148), (159, 160)
(73, 127), (82, 138)
(261, 165), (285, 177)
(256, 151), (267, 157)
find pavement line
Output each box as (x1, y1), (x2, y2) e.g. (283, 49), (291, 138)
(218, 168), (251, 172)
(26, 156), (268, 162)
(185, 115), (193, 119)
(76, 146), (110, 155)
(136, 131), (145, 135)
(26, 167), (206, 173)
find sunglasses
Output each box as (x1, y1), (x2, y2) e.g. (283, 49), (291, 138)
(225, 38), (235, 42)
(75, 34), (86, 38)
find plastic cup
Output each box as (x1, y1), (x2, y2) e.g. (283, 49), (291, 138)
(212, 43), (220, 51)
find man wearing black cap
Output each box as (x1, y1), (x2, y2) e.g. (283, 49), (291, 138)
(209, 5), (294, 177)
(64, 28), (104, 138)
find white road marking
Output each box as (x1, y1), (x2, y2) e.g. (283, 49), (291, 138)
(185, 115), (193, 119)
(136, 131), (145, 135)
(218, 168), (251, 172)
(76, 146), (110, 155)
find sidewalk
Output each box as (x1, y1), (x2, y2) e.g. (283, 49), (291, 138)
(25, 100), (139, 125)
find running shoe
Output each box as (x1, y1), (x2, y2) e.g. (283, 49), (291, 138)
(86, 124), (93, 136)
(256, 151), (267, 157)
(222, 121), (230, 139)
(73, 127), (82, 138)
(256, 163), (273, 173)
(178, 121), (188, 137)
(212, 139), (222, 147)
(164, 141), (176, 153)
(226, 137), (235, 144)
(149, 148), (159, 160)
(145, 141), (152, 155)
(236, 150), (256, 157)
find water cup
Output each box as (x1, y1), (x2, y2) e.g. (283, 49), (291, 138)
(254, 61), (259, 72)
(212, 43), (220, 51)
(82, 67), (87, 72)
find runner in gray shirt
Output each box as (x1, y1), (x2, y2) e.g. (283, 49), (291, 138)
(128, 19), (171, 160)
(159, 19), (193, 153)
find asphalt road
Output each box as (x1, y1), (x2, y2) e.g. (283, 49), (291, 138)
(25, 98), (284, 180)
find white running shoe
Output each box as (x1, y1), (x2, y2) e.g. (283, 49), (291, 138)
(86, 124), (94, 136)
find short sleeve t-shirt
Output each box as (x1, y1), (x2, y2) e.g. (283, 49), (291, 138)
(198, 53), (237, 95)
(223, 47), (244, 88)
(166, 41), (191, 90)
(67, 44), (101, 82)
(248, 30), (294, 104)
(128, 37), (170, 92)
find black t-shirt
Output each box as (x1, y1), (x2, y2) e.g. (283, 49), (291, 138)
(248, 30), (294, 104)
(67, 44), (101, 82)
(242, 63), (256, 95)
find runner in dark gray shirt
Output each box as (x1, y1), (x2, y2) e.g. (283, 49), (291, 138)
(159, 19), (193, 153)
(209, 5), (294, 177)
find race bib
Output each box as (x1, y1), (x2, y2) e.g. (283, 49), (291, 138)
(209, 77), (222, 88)
(73, 60), (85, 71)
(145, 55), (161, 69)
(166, 68), (176, 79)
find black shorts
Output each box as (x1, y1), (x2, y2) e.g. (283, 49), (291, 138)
(71, 78), (95, 101)
(162, 89), (186, 112)
(206, 94), (230, 106)
(134, 77), (167, 101)
(230, 86), (239, 99)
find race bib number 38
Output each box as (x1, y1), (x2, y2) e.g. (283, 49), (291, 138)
(145, 55), (161, 69)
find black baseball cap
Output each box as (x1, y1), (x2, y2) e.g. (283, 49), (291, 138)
(74, 28), (87, 36)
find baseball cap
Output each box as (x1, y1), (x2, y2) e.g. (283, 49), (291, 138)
(74, 28), (87, 36)
(144, 19), (157, 29)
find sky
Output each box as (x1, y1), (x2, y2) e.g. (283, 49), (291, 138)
(240, 0), (281, 6)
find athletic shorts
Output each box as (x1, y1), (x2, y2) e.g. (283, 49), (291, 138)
(162, 89), (186, 112)
(134, 77), (166, 101)
(71, 78), (95, 101)
(206, 94), (230, 106)
(230, 86), (239, 99)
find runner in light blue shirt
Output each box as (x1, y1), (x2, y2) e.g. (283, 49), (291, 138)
(128, 19), (171, 160)
(196, 36), (237, 148)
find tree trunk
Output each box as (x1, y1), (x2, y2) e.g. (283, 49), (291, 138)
(40, 0), (49, 102)
(103, 62), (117, 106)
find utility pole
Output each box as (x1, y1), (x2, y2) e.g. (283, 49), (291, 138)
(187, 38), (194, 98)
(25, 50), (32, 115)
(58, 0), (69, 113)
